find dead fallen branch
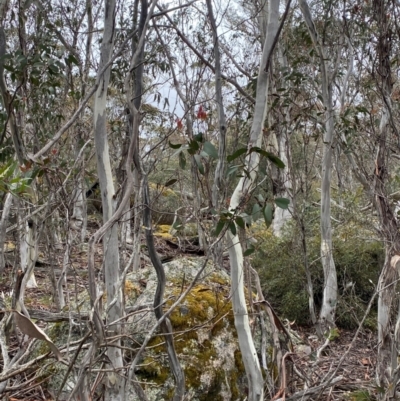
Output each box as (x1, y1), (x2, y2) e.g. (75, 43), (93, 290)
(274, 375), (344, 401)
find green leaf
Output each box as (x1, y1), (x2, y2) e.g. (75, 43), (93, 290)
(169, 141), (182, 149)
(249, 147), (285, 168)
(227, 147), (247, 162)
(203, 141), (218, 159)
(266, 152), (285, 168)
(252, 203), (262, 222)
(356, 106), (369, 114)
(172, 220), (182, 230)
(66, 54), (79, 66)
(263, 204), (273, 227)
(194, 133), (204, 142)
(243, 246), (255, 257)
(241, 213), (252, 226)
(187, 139), (200, 155)
(275, 197), (290, 209)
(214, 219), (226, 236)
(235, 216), (245, 230)
(226, 164), (240, 178)
(164, 179), (177, 187)
(179, 152), (186, 169)
(194, 154), (205, 175)
(229, 221), (237, 236)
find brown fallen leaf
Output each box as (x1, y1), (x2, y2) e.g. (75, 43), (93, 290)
(13, 311), (63, 361)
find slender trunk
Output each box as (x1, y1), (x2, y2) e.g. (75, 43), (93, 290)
(227, 1), (280, 399)
(0, 193), (12, 274)
(207, 0), (227, 266)
(299, 0), (337, 334)
(371, 0), (399, 395)
(93, 1), (123, 400)
(207, 0), (227, 209)
(272, 46), (293, 236)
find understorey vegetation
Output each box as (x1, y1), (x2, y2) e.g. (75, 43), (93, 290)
(1, 0), (400, 400)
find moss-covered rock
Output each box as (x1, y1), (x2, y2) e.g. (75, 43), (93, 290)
(127, 258), (248, 401)
(33, 257), (283, 400)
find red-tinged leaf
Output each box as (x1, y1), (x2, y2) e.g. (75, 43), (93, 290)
(176, 118), (183, 130)
(197, 105), (207, 120)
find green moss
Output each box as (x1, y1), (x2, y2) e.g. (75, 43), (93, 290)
(165, 283), (233, 337)
(136, 276), (245, 399)
(136, 355), (170, 385)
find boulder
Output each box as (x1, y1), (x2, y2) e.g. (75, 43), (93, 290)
(126, 257), (246, 401)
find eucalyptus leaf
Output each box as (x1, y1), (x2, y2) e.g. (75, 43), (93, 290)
(203, 141), (218, 159)
(194, 154), (205, 175)
(275, 197), (290, 209)
(263, 204), (273, 227)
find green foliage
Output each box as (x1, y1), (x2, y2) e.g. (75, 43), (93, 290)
(252, 221), (382, 328)
(0, 160), (34, 195)
(346, 389), (376, 401)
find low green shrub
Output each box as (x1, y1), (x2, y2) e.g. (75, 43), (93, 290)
(251, 220), (382, 329)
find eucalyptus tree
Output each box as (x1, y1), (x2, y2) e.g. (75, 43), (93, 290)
(225, 0), (281, 399)
(336, 0), (400, 395)
(91, 0), (126, 399)
(297, 0), (344, 337)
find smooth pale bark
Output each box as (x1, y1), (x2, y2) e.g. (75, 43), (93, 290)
(227, 0), (280, 399)
(207, 0), (226, 265)
(207, 0), (227, 209)
(298, 0), (337, 335)
(0, 192), (12, 273)
(19, 213), (37, 289)
(271, 131), (292, 236)
(93, 1), (123, 400)
(272, 44), (293, 236)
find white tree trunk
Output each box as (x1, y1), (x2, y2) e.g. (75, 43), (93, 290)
(299, 0), (337, 334)
(18, 201), (37, 289)
(227, 0), (280, 399)
(93, 1), (123, 400)
(272, 131), (292, 236)
(272, 46), (293, 237)
(0, 192), (12, 273)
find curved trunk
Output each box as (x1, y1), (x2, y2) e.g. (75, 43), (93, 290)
(227, 0), (280, 399)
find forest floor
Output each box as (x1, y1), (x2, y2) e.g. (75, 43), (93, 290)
(1, 227), (379, 401)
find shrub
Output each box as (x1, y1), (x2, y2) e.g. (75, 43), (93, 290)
(251, 220), (382, 329)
